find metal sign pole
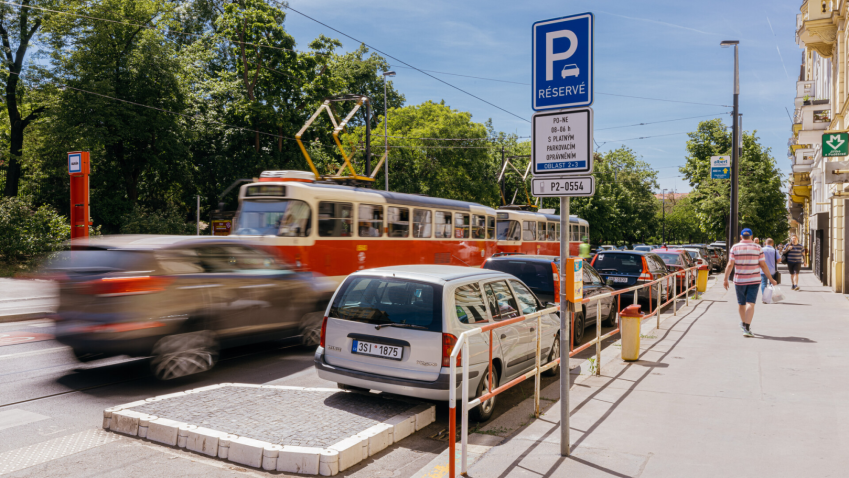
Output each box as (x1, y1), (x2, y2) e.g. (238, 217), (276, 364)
(559, 196), (571, 456)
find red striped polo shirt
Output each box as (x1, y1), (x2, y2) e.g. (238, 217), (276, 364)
(730, 241), (764, 285)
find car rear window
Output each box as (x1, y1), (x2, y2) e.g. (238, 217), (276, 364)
(329, 276), (443, 332)
(482, 260), (554, 294)
(655, 253), (682, 265)
(43, 251), (155, 275)
(593, 253), (643, 273)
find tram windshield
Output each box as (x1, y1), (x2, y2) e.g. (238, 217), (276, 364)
(234, 199), (311, 236)
(496, 220), (521, 241)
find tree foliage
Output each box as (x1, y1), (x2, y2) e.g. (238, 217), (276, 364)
(681, 119), (788, 242)
(0, 195), (69, 264)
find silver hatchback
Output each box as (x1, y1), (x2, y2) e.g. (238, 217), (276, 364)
(314, 265), (560, 420)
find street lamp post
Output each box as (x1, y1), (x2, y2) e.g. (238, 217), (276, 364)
(662, 189), (667, 245)
(721, 40), (740, 247)
(383, 71), (396, 191)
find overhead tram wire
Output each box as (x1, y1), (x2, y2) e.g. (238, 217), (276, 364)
(596, 113), (730, 131)
(596, 131), (691, 143)
(281, 5), (530, 124)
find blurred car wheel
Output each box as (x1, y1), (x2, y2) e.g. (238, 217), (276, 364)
(151, 331), (218, 381)
(299, 311), (324, 347)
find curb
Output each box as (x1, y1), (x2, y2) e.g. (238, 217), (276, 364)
(102, 383), (435, 476)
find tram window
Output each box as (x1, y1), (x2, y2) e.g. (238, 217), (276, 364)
(547, 222), (556, 241)
(537, 222), (546, 242)
(471, 215), (487, 239)
(435, 211), (453, 238)
(487, 216), (495, 240)
(496, 220), (521, 241)
(455, 213), (470, 239)
(555, 223), (560, 241)
(358, 204), (384, 237)
(235, 199), (311, 237)
(571, 224), (580, 242)
(413, 209), (432, 238)
(388, 207), (410, 237)
(580, 225), (589, 242)
(522, 221), (536, 241)
(318, 202), (353, 237)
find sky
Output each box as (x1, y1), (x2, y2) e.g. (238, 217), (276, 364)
(281, 0), (801, 194)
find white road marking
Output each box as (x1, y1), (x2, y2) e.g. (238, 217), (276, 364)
(0, 409), (50, 432)
(0, 347), (70, 362)
(0, 428), (119, 476)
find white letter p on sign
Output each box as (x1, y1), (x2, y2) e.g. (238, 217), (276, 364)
(546, 30), (578, 81)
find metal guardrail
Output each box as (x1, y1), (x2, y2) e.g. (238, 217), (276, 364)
(446, 265), (704, 477)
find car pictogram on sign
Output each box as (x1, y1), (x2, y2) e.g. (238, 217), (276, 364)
(561, 64), (580, 78)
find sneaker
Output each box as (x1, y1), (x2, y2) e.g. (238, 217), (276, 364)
(743, 327), (754, 337)
(740, 323), (749, 335)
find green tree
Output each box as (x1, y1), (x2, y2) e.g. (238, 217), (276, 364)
(681, 119), (788, 242)
(568, 148), (659, 245)
(357, 100), (499, 205)
(0, 0), (57, 197)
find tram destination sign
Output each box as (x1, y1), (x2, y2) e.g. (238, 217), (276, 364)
(532, 107), (593, 175)
(531, 175), (594, 197)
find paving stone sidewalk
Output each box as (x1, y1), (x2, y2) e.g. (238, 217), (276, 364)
(132, 386), (418, 448)
(467, 265), (849, 477)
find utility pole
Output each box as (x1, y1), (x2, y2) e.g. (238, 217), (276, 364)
(721, 40), (740, 247)
(662, 189), (667, 244)
(501, 145), (506, 201)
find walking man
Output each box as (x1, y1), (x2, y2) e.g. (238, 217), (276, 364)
(785, 235), (804, 290)
(724, 228), (777, 337)
(760, 238), (781, 298)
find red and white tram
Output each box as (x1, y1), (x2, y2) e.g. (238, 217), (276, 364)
(231, 171), (589, 281)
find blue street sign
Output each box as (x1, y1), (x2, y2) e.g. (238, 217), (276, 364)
(710, 156), (730, 180)
(711, 167), (730, 179)
(532, 13), (593, 111)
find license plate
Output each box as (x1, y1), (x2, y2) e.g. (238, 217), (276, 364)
(352, 340), (403, 361)
(612, 277), (629, 283)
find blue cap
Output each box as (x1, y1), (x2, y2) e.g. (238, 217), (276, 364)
(741, 228), (753, 237)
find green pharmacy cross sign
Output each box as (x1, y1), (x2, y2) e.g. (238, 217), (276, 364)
(823, 132), (849, 157)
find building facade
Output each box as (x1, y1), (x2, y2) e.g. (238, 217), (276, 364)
(791, 0), (849, 293)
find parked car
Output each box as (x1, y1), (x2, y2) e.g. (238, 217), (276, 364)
(680, 248), (710, 270)
(617, 245), (629, 251)
(653, 249), (697, 293)
(315, 265), (560, 421)
(704, 245), (727, 270)
(633, 245), (653, 252)
(590, 251), (673, 304)
(684, 244), (721, 271)
(597, 245), (617, 252)
(48, 235), (336, 380)
(481, 255), (617, 344)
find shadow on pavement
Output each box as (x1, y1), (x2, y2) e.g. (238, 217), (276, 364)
(753, 334), (816, 343)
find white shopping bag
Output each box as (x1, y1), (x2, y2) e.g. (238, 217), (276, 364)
(771, 285), (785, 303)
(762, 285), (774, 304)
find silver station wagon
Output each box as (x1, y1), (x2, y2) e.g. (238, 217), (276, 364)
(315, 265), (560, 420)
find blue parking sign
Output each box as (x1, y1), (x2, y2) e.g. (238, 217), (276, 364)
(532, 13), (593, 111)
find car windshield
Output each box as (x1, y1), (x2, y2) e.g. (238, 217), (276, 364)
(483, 260), (554, 294)
(655, 253), (682, 265)
(496, 220), (521, 241)
(329, 276), (443, 332)
(633, 246), (652, 252)
(593, 253), (643, 273)
(234, 199), (311, 236)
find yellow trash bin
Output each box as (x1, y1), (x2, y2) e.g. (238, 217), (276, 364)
(696, 265), (709, 293)
(620, 304), (643, 361)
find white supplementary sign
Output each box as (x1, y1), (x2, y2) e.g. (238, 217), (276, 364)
(532, 108), (593, 176)
(68, 153), (82, 174)
(531, 175), (594, 197)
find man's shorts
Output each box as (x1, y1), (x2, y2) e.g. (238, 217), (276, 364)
(735, 283), (759, 305)
(787, 262), (802, 274)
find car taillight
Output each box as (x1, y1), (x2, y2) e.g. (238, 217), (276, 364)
(551, 262), (560, 303)
(82, 276), (171, 297)
(639, 259), (653, 281)
(319, 316), (328, 348)
(442, 333), (462, 367)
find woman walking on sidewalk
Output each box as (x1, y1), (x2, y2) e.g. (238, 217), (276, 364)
(724, 229), (777, 337)
(785, 236), (804, 290)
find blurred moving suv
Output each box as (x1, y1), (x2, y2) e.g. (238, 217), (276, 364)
(47, 236), (335, 380)
(315, 265), (560, 421)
